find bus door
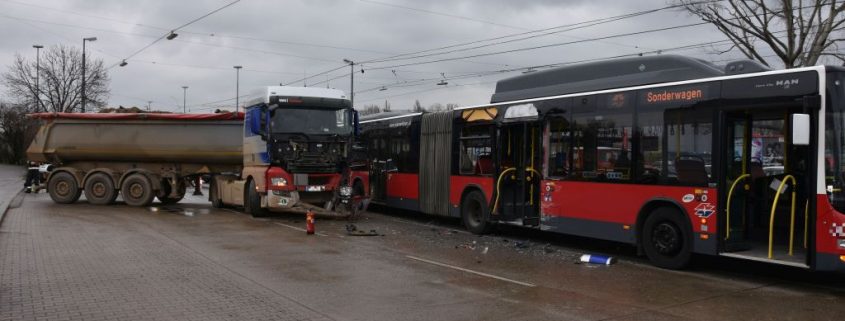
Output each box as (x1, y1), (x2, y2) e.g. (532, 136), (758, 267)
(718, 104), (815, 264)
(495, 122), (541, 225)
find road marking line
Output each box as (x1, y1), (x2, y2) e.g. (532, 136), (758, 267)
(274, 222), (328, 236)
(406, 255), (536, 287)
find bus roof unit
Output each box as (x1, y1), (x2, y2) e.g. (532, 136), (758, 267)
(491, 55), (725, 103)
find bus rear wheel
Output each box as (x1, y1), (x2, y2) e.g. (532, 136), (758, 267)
(461, 190), (491, 234)
(642, 207), (692, 269)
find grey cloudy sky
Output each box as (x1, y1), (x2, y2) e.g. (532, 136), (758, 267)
(0, 0), (744, 112)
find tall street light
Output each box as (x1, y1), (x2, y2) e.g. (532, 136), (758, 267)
(81, 37), (97, 113)
(182, 86), (188, 113)
(343, 59), (354, 108)
(32, 45), (43, 113)
(233, 65), (242, 113)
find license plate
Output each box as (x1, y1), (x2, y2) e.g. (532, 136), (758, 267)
(306, 185), (324, 192)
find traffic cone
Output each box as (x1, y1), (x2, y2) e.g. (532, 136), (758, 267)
(306, 210), (315, 235)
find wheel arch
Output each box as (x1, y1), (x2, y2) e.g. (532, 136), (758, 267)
(635, 198), (693, 252)
(459, 184), (487, 209)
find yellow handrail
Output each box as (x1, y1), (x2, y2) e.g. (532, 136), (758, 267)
(492, 167), (541, 214)
(725, 174), (751, 241)
(768, 175), (797, 258)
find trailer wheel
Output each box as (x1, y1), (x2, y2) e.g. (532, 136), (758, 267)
(245, 179), (268, 217)
(642, 207), (692, 269)
(48, 172), (81, 204)
(121, 173), (155, 207)
(157, 178), (185, 204)
(83, 172), (117, 205)
(462, 190), (491, 234)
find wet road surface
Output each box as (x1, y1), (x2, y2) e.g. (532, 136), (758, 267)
(1, 186), (844, 320)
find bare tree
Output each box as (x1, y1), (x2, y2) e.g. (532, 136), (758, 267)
(412, 99), (425, 112)
(383, 100), (391, 112)
(445, 103), (459, 110)
(360, 104), (381, 116)
(0, 101), (38, 164)
(2, 45), (109, 113)
(678, 0), (845, 67)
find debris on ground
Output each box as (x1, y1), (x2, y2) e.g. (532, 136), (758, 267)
(345, 224), (380, 236)
(514, 241), (530, 249)
(578, 254), (616, 265)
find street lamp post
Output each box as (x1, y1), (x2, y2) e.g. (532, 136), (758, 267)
(33, 45), (43, 112)
(343, 59), (354, 108)
(233, 65), (242, 113)
(81, 37), (97, 113)
(182, 86), (188, 113)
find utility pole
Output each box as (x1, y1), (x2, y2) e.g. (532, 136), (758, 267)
(33, 45), (43, 112)
(233, 65), (242, 113)
(81, 37), (97, 113)
(343, 59), (354, 108)
(182, 86), (188, 113)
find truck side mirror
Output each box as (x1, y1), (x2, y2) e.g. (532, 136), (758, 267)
(792, 113), (810, 146)
(353, 110), (360, 137)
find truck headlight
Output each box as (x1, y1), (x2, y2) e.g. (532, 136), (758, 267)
(339, 186), (352, 196)
(270, 177), (288, 187)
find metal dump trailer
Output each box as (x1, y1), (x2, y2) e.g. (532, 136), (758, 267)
(26, 112), (244, 206)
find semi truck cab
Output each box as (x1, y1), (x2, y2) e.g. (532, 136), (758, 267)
(212, 86), (363, 216)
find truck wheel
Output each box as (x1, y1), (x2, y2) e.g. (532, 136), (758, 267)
(462, 190), (491, 234)
(245, 179), (269, 217)
(83, 172), (117, 205)
(210, 180), (224, 208)
(157, 178), (185, 204)
(48, 172), (81, 204)
(642, 207), (693, 269)
(121, 173), (155, 207)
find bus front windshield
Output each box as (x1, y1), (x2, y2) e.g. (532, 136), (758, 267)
(271, 107), (351, 135)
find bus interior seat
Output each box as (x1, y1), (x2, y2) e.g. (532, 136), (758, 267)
(676, 158), (708, 186)
(476, 154), (493, 175)
(460, 152), (474, 174)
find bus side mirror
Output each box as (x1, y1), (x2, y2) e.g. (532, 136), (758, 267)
(792, 113), (810, 146)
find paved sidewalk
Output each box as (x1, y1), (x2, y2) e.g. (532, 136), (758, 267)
(0, 197), (333, 321)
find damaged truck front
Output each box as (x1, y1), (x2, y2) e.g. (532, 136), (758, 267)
(212, 86), (367, 216)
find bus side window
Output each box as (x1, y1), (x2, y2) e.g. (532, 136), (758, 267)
(546, 117), (570, 178)
(571, 94), (633, 182)
(459, 125), (493, 176)
(638, 104), (712, 186)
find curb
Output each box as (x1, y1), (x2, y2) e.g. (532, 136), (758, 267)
(0, 185), (25, 227)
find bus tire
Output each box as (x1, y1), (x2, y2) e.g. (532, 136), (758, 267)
(48, 171), (81, 204)
(461, 190), (491, 234)
(642, 207), (692, 269)
(83, 172), (117, 205)
(120, 173), (155, 207)
(245, 179), (269, 218)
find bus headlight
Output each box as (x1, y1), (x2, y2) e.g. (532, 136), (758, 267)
(339, 186), (353, 197)
(270, 177), (288, 187)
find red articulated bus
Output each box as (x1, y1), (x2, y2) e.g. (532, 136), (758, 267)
(358, 55), (845, 271)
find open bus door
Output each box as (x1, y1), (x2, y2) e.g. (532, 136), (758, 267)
(495, 121), (541, 226)
(717, 98), (817, 267)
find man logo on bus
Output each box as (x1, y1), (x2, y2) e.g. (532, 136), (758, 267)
(776, 79), (799, 89)
(694, 203), (715, 218)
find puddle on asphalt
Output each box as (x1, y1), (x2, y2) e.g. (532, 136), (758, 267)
(148, 206), (210, 217)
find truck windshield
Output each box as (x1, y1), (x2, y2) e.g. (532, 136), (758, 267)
(271, 107), (351, 135)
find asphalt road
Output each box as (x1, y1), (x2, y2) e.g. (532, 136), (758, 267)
(1, 169), (844, 320)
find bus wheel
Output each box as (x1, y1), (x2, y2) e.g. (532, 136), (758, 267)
(642, 207), (692, 269)
(245, 179), (269, 218)
(121, 173), (155, 207)
(83, 172), (117, 205)
(462, 190), (491, 234)
(48, 172), (81, 204)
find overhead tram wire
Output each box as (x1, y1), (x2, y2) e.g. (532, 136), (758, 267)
(292, 1), (721, 93)
(357, 1), (721, 65)
(109, 0), (242, 68)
